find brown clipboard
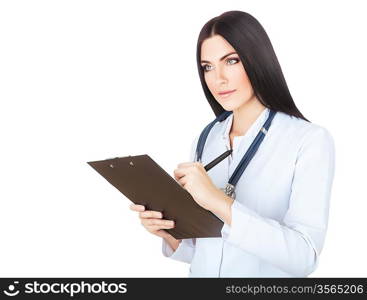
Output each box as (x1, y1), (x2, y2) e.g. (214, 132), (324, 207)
(87, 154), (224, 239)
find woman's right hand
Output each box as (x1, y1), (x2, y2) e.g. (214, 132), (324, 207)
(129, 203), (176, 240)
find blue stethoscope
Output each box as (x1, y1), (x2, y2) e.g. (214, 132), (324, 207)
(195, 109), (277, 199)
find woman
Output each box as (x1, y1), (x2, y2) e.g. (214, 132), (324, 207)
(130, 10), (335, 277)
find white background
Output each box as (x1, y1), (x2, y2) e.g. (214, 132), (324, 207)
(0, 0), (366, 277)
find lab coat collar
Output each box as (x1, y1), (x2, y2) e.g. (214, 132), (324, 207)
(221, 107), (270, 141)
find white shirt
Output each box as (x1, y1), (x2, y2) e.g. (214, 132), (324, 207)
(162, 107), (335, 277)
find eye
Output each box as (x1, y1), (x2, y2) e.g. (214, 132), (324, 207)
(227, 57), (239, 65)
(201, 57), (239, 73)
(201, 64), (213, 72)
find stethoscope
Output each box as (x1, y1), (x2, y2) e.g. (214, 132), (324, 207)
(195, 109), (277, 199)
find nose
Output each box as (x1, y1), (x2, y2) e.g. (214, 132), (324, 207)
(214, 65), (228, 86)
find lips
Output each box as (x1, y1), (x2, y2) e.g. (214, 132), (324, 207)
(218, 89), (236, 95)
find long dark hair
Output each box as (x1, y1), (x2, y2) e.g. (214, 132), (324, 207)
(196, 10), (309, 122)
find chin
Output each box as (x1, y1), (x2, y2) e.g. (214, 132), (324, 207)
(220, 100), (242, 111)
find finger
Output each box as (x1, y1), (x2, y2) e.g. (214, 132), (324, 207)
(177, 176), (187, 187)
(129, 204), (145, 212)
(152, 228), (172, 238)
(174, 168), (188, 179)
(174, 163), (202, 178)
(139, 210), (163, 219)
(141, 218), (175, 227)
(147, 223), (175, 231)
(174, 172), (185, 181)
(157, 230), (172, 239)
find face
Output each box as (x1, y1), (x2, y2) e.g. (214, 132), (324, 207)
(200, 35), (255, 111)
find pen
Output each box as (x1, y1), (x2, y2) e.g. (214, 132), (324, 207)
(204, 149), (233, 171)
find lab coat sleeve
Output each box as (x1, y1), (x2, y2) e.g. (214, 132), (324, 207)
(162, 238), (196, 263)
(161, 134), (200, 263)
(220, 126), (336, 277)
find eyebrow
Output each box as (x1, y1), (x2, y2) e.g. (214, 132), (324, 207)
(200, 51), (238, 64)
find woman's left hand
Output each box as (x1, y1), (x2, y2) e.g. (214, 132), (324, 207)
(173, 162), (222, 211)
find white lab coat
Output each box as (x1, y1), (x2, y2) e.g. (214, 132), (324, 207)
(162, 108), (335, 277)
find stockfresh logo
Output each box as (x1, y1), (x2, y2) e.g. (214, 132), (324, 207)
(3, 281), (20, 297)
(3, 280), (128, 297)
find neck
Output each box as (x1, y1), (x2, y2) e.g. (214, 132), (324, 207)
(231, 96), (266, 136)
